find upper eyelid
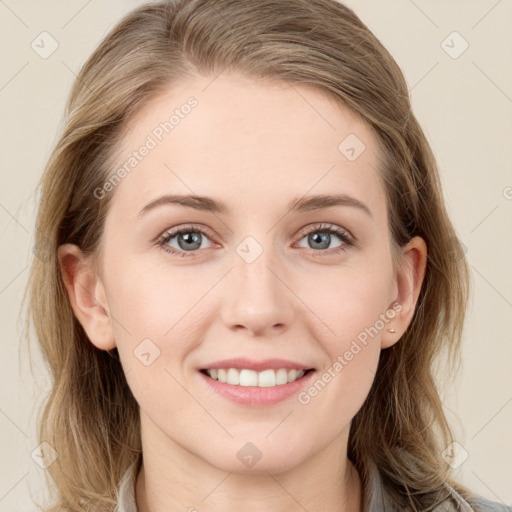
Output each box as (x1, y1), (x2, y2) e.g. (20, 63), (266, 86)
(159, 223), (217, 242)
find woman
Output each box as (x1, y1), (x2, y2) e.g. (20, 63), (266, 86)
(23, 0), (512, 511)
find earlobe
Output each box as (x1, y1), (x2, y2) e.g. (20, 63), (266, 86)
(381, 236), (428, 350)
(57, 243), (116, 351)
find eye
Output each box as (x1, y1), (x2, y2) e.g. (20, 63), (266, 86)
(157, 224), (215, 258)
(156, 222), (355, 258)
(295, 223), (355, 256)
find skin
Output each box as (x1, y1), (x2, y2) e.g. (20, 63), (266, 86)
(58, 73), (427, 512)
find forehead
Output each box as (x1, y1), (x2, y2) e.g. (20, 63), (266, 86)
(109, 73), (386, 221)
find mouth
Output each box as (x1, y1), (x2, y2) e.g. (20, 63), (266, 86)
(197, 359), (317, 407)
(200, 367), (315, 387)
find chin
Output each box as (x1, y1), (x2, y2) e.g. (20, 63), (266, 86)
(204, 439), (312, 475)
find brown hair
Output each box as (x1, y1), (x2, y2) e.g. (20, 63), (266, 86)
(23, 0), (473, 510)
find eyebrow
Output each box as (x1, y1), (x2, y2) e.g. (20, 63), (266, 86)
(138, 193), (372, 218)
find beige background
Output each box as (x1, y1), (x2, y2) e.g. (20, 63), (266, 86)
(1, 0), (511, 510)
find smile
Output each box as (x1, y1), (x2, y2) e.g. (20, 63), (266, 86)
(199, 365), (316, 407)
(202, 368), (311, 387)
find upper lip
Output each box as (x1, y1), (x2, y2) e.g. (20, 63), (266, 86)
(200, 358), (314, 372)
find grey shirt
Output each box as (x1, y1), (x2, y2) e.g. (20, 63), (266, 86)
(115, 458), (512, 512)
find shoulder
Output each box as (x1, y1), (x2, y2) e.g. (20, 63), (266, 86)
(373, 466), (511, 512)
(432, 483), (512, 512)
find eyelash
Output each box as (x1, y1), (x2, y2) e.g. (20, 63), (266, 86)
(156, 223), (355, 258)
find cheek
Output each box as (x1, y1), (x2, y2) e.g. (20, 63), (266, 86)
(299, 262), (391, 401)
(108, 268), (197, 423)
(104, 258), (225, 404)
(297, 317), (381, 433)
(106, 258), (208, 338)
(303, 259), (393, 347)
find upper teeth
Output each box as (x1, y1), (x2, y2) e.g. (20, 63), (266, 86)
(205, 368), (306, 387)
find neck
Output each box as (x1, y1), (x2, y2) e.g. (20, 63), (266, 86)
(134, 420), (363, 512)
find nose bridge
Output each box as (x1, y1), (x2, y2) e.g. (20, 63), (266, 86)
(221, 233), (294, 336)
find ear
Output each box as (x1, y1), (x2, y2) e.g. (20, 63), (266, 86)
(57, 243), (116, 351)
(381, 236), (428, 349)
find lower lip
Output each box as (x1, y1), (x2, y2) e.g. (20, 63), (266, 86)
(198, 370), (316, 407)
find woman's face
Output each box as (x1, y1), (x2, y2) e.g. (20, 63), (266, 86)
(64, 73), (425, 474)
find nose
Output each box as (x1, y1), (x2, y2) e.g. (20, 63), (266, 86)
(220, 247), (295, 338)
